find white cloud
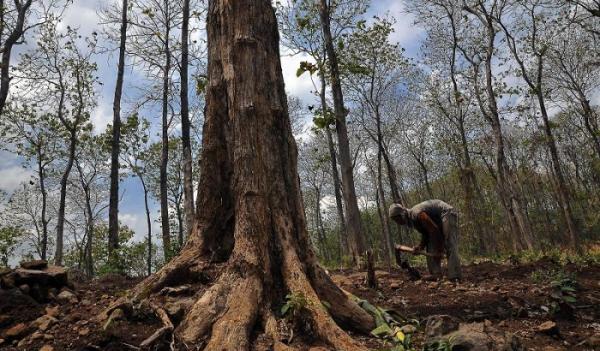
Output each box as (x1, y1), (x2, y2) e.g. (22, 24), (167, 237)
(120, 212), (156, 243)
(0, 166), (33, 194)
(91, 101), (112, 133)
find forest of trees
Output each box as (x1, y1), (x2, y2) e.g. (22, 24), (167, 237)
(0, 0), (599, 277)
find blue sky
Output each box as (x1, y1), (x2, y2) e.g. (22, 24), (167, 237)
(0, 0), (424, 244)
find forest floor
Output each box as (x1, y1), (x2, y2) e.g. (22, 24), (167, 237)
(0, 258), (599, 351)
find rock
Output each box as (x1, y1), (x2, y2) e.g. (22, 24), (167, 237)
(536, 321), (559, 335)
(0, 338), (4, 345)
(308, 347), (329, 351)
(400, 324), (417, 334)
(425, 315), (460, 338)
(32, 315), (58, 332)
(3, 323), (30, 340)
(31, 331), (43, 340)
(78, 327), (90, 336)
(390, 282), (400, 289)
(45, 306), (60, 317)
(56, 290), (78, 304)
(17, 337), (30, 347)
(18, 284), (31, 294)
(80, 299), (92, 306)
(0, 314), (12, 328)
(541, 347), (565, 351)
(426, 323), (523, 351)
(39, 345), (54, 351)
(20, 260), (48, 270)
(13, 266), (68, 288)
(43, 334), (54, 341)
(0, 272), (16, 288)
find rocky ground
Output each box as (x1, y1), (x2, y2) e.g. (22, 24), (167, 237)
(0, 258), (598, 350)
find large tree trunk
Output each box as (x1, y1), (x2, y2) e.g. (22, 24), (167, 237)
(108, 0), (128, 260)
(113, 2), (374, 349)
(180, 0), (196, 238)
(318, 0), (367, 266)
(160, 0), (172, 259)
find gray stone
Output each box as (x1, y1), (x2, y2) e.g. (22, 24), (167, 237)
(20, 260), (48, 270)
(400, 324), (417, 334)
(56, 290), (78, 304)
(425, 315), (460, 338)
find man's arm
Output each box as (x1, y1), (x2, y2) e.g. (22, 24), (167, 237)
(416, 212), (443, 253)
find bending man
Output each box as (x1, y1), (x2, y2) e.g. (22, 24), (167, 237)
(389, 200), (462, 280)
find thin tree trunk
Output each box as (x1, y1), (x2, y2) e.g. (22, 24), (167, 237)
(54, 131), (77, 266)
(160, 0), (172, 259)
(108, 0), (128, 261)
(375, 155), (392, 269)
(318, 71), (348, 256)
(318, 0), (367, 266)
(180, 0), (195, 237)
(141, 178), (152, 276)
(36, 146), (50, 261)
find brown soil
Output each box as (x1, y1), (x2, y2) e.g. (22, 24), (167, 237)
(0, 260), (598, 350)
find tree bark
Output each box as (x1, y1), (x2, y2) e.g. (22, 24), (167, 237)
(36, 145), (50, 261)
(140, 178), (152, 276)
(318, 0), (367, 266)
(117, 2), (375, 349)
(160, 0), (172, 259)
(108, 0), (128, 261)
(54, 130), (77, 266)
(180, 0), (195, 239)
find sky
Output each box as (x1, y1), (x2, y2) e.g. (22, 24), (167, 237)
(0, 0), (425, 247)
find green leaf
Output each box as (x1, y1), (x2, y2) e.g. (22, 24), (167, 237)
(371, 324), (393, 337)
(280, 303), (290, 316)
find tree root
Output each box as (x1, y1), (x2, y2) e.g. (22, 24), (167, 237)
(139, 302), (175, 350)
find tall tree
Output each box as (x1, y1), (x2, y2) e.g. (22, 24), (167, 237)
(0, 0), (68, 114)
(120, 114), (154, 276)
(318, 0), (367, 265)
(14, 22), (98, 265)
(108, 0), (128, 264)
(180, 0), (195, 239)
(496, 0), (580, 249)
(118, 2), (374, 349)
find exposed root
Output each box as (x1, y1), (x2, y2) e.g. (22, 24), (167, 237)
(139, 301), (174, 350)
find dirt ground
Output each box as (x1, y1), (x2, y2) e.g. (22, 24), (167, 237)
(0, 259), (599, 350)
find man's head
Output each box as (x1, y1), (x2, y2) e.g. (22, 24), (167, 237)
(389, 203), (408, 225)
